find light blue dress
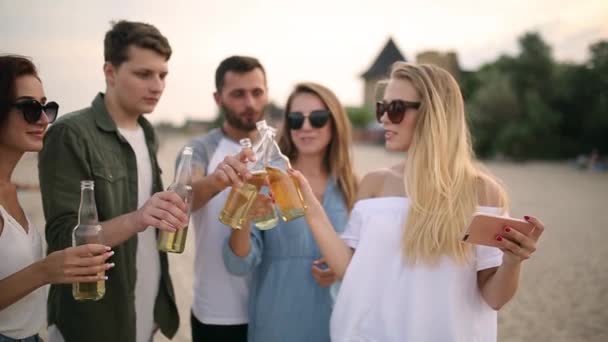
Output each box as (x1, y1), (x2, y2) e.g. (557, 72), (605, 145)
(223, 178), (348, 342)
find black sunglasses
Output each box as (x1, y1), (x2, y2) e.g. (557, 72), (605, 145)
(12, 99), (59, 124)
(286, 110), (331, 130)
(376, 100), (420, 124)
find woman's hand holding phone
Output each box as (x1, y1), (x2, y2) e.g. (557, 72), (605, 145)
(463, 214), (545, 264)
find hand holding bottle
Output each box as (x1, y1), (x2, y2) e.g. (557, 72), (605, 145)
(244, 193), (275, 223)
(42, 244), (115, 284)
(287, 168), (321, 215)
(286, 169), (315, 202)
(212, 149), (256, 190)
(132, 191), (189, 233)
(158, 146), (195, 253)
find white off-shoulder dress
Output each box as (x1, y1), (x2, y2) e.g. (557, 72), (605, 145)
(331, 197), (504, 342)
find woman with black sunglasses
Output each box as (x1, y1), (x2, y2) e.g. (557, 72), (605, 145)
(0, 55), (113, 342)
(223, 82), (357, 342)
(288, 63), (546, 341)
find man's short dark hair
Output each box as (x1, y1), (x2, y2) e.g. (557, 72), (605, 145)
(104, 20), (172, 67)
(215, 56), (266, 91)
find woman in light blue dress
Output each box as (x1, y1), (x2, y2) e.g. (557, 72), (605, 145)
(223, 82), (357, 342)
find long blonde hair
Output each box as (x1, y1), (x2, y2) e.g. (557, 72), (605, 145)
(278, 82), (358, 211)
(391, 62), (509, 264)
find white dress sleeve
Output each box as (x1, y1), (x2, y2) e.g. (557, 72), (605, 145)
(340, 202), (364, 249)
(475, 206), (506, 271)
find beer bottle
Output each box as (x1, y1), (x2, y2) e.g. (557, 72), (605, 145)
(158, 146), (193, 253)
(72, 180), (105, 301)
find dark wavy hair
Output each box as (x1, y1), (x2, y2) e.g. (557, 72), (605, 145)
(0, 55), (39, 127)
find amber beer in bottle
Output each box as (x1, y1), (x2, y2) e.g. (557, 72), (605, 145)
(158, 147), (193, 253)
(218, 138), (265, 229)
(248, 123), (279, 230)
(72, 180), (105, 301)
(257, 120), (307, 221)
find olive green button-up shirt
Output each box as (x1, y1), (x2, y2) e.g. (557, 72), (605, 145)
(38, 93), (179, 342)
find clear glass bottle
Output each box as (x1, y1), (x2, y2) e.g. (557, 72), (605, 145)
(72, 180), (105, 301)
(218, 138), (266, 229)
(257, 120), (307, 222)
(158, 146), (193, 253)
(250, 123), (279, 230)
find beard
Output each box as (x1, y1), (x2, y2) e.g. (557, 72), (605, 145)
(221, 105), (265, 131)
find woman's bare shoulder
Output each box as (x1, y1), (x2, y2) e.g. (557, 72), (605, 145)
(476, 173), (507, 208)
(357, 167), (403, 200)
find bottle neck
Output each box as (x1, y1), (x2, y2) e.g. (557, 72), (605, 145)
(174, 154), (192, 185)
(78, 187), (99, 225)
(264, 129), (290, 167)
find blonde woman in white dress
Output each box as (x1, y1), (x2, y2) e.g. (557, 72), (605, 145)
(289, 62), (545, 341)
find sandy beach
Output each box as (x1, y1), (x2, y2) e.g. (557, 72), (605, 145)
(13, 134), (608, 342)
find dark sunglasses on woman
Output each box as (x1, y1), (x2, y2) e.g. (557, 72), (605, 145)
(287, 110), (331, 130)
(376, 100), (420, 124)
(12, 99), (59, 124)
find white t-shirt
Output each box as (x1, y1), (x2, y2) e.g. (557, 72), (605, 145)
(0, 205), (46, 339)
(184, 129), (250, 324)
(331, 197), (504, 342)
(119, 126), (160, 342)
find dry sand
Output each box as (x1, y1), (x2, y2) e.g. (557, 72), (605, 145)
(13, 134), (608, 342)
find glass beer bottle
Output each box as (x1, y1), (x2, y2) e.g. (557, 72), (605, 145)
(72, 180), (105, 301)
(158, 146), (193, 253)
(257, 120), (307, 222)
(218, 138), (268, 229)
(250, 126), (279, 230)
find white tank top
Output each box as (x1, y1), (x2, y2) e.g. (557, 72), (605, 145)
(0, 205), (47, 339)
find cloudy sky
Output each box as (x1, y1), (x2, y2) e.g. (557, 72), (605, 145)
(1, 0), (606, 124)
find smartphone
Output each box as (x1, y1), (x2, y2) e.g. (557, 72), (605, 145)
(462, 213), (535, 248)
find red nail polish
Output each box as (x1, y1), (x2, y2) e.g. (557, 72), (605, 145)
(505, 227), (511, 233)
(524, 216), (530, 220)
(496, 235), (503, 241)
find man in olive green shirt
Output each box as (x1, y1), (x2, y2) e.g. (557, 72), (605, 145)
(38, 21), (186, 342)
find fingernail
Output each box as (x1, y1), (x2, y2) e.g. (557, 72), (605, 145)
(496, 235), (503, 241)
(104, 276), (109, 280)
(524, 216), (530, 221)
(107, 251), (115, 256)
(109, 263), (116, 268)
(505, 227), (511, 233)
(105, 246), (112, 251)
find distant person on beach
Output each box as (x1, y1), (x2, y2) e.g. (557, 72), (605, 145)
(575, 149), (607, 172)
(38, 21), (186, 342)
(223, 82), (357, 342)
(288, 62), (546, 341)
(0, 55), (112, 342)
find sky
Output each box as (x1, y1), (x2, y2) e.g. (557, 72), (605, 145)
(1, 0), (607, 124)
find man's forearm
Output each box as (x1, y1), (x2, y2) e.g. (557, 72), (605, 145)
(99, 212), (140, 247)
(191, 175), (224, 211)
